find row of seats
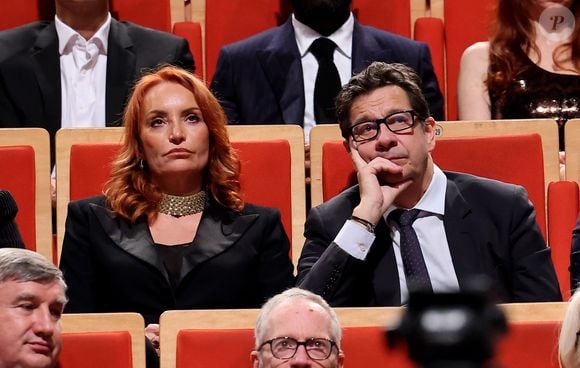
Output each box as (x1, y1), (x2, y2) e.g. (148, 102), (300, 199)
(59, 301), (567, 368)
(0, 0), (496, 119)
(2, 118), (580, 296)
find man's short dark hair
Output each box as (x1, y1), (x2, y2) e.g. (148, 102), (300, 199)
(335, 62), (430, 139)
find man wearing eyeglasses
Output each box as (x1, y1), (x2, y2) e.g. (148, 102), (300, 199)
(297, 61), (562, 306)
(251, 288), (344, 368)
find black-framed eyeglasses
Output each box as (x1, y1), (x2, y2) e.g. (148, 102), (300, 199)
(258, 336), (338, 360)
(349, 110), (424, 143)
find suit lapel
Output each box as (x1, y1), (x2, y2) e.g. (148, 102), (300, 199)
(257, 19), (304, 124)
(31, 24), (61, 138)
(90, 204), (168, 279)
(180, 205), (259, 279)
(105, 19), (135, 126)
(443, 179), (487, 289)
(351, 21), (394, 75)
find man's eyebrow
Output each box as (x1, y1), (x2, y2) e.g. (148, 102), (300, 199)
(13, 292), (37, 303)
(352, 108), (410, 125)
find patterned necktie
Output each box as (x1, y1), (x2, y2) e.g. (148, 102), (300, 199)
(309, 37), (342, 124)
(389, 209), (433, 292)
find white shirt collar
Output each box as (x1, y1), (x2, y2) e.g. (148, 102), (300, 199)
(55, 12), (111, 55)
(291, 12), (353, 59)
(385, 164), (447, 218)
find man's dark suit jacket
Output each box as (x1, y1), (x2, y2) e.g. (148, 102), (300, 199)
(0, 18), (194, 161)
(210, 18), (444, 124)
(297, 171), (562, 306)
(60, 196), (295, 325)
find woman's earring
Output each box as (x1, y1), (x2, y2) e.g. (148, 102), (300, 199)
(139, 159), (145, 170)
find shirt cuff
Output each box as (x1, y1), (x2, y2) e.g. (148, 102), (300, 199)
(334, 220), (376, 260)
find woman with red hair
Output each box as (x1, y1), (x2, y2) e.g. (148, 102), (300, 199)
(458, 0), (579, 150)
(59, 65), (294, 353)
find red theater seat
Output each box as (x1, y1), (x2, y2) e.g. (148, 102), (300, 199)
(60, 313), (145, 368)
(0, 128), (52, 260)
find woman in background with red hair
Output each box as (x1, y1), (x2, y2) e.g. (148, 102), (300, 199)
(458, 0), (579, 151)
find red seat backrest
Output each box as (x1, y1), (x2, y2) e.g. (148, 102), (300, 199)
(0, 0), (172, 32)
(69, 144), (121, 201)
(444, 0), (497, 120)
(59, 331), (133, 368)
(67, 140), (294, 248)
(432, 133), (546, 237)
(547, 181), (580, 299)
(234, 140), (293, 245)
(0, 146), (37, 251)
(495, 321), (560, 367)
(320, 133), (547, 237)
(352, 0), (411, 37)
(110, 0), (171, 32)
(171, 321), (561, 367)
(0, 0), (53, 30)
(205, 0), (290, 83)
(176, 329), (254, 368)
(343, 326), (414, 367)
(321, 142), (356, 202)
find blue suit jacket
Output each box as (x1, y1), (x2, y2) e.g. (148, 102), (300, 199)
(210, 18), (444, 124)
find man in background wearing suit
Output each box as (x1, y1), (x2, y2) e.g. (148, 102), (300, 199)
(297, 62), (561, 306)
(211, 0), (443, 140)
(0, 248), (67, 368)
(0, 0), (194, 163)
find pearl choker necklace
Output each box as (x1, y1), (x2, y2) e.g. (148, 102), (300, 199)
(158, 191), (207, 217)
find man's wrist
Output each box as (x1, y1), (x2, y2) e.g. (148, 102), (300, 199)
(349, 215), (376, 233)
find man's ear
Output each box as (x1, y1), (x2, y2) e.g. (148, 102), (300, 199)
(337, 349), (345, 368)
(424, 117), (437, 152)
(343, 139), (351, 153)
(250, 351), (260, 368)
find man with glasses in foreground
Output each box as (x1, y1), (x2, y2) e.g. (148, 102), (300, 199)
(297, 61), (562, 306)
(252, 288), (343, 368)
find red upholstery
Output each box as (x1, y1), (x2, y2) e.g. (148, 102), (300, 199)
(110, 0), (171, 32)
(0, 146), (37, 251)
(0, 0), (53, 30)
(173, 322), (559, 367)
(343, 326), (413, 367)
(444, 0), (497, 119)
(176, 329), (254, 368)
(59, 331), (133, 368)
(547, 181), (580, 299)
(352, 0), (411, 37)
(414, 17), (446, 100)
(67, 140), (294, 252)
(173, 21), (204, 79)
(69, 144), (120, 201)
(495, 321), (560, 368)
(0, 0), (173, 31)
(205, 0), (291, 83)
(321, 142), (356, 202)
(432, 133), (547, 237)
(233, 140), (293, 251)
(319, 133), (547, 237)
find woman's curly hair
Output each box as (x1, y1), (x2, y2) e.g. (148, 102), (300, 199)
(103, 65), (243, 222)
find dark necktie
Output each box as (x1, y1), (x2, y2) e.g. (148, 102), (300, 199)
(309, 37), (342, 124)
(389, 209), (433, 292)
